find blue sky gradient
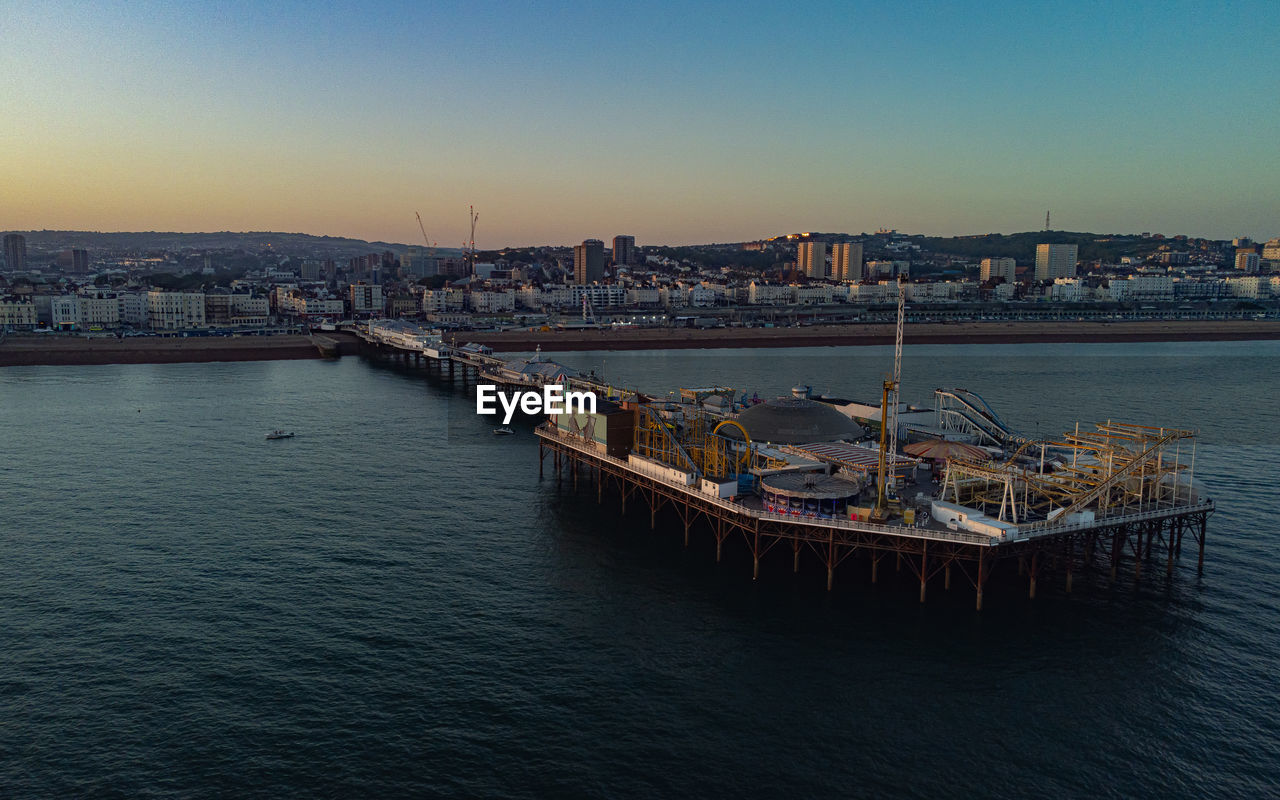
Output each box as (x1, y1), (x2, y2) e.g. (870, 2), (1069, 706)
(2, 0), (1276, 246)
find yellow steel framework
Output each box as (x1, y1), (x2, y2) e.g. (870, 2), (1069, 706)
(941, 421), (1198, 524)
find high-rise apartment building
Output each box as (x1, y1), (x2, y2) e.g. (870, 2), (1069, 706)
(3, 233), (27, 271)
(797, 241), (827, 279)
(980, 257), (1017, 282)
(831, 242), (864, 282)
(612, 235), (636, 266)
(57, 248), (90, 274)
(1236, 251), (1260, 272)
(574, 239), (605, 284)
(1034, 244), (1078, 281)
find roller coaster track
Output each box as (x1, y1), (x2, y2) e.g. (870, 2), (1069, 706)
(935, 388), (1031, 448)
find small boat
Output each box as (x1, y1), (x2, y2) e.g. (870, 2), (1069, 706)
(493, 427), (515, 436)
(265, 430), (295, 440)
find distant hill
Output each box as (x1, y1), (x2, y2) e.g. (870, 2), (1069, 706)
(5, 230), (422, 257)
(914, 231), (1183, 263)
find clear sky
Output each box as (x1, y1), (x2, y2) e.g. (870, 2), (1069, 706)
(2, 0), (1277, 247)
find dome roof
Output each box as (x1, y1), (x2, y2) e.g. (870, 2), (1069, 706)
(728, 397), (860, 445)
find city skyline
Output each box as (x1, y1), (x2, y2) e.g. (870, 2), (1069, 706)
(3, 1), (1278, 248)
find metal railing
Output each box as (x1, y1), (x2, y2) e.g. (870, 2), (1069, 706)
(537, 425), (1001, 546)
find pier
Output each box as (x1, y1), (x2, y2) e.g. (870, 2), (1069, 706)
(353, 318), (1214, 609)
(538, 421), (1212, 609)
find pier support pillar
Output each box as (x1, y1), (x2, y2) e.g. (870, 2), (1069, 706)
(1134, 533), (1143, 582)
(752, 533), (761, 581)
(871, 555), (879, 584)
(1166, 526), (1176, 577)
(976, 551), (985, 612)
(684, 519), (690, 548)
(945, 563), (951, 591)
(1029, 553), (1038, 599)
(1197, 519), (1206, 572)
(793, 542), (801, 574)
(1065, 539), (1074, 594)
(896, 552), (901, 573)
(919, 544), (928, 604)
(826, 533), (835, 591)
(1110, 530), (1121, 583)
(651, 505), (656, 530)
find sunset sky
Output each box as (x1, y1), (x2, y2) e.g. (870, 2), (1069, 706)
(3, 0), (1277, 247)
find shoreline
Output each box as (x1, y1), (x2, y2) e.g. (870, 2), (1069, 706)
(463, 319), (1280, 352)
(2, 321), (1279, 366)
(0, 333), (359, 367)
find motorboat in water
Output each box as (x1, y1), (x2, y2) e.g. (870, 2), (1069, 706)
(493, 427), (515, 435)
(265, 430), (295, 440)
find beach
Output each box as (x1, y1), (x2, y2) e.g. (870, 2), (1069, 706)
(3, 320), (1279, 366)
(0, 332), (359, 367)
(463, 318), (1280, 352)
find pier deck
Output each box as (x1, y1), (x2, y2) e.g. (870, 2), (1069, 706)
(537, 424), (1213, 609)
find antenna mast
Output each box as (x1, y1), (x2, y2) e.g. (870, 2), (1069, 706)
(468, 205), (479, 276)
(1045, 210), (1050, 231)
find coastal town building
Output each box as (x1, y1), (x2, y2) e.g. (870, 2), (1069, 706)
(0, 297), (36, 328)
(612, 235), (637, 266)
(348, 282), (384, 317)
(831, 243), (863, 282)
(1034, 244), (1079, 281)
(3, 234), (26, 272)
(797, 241), (826, 279)
(146, 291), (207, 330)
(1236, 251), (1261, 272)
(980, 257), (1017, 282)
(573, 240), (605, 284)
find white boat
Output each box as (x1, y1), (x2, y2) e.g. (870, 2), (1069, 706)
(493, 427), (515, 436)
(265, 430), (294, 440)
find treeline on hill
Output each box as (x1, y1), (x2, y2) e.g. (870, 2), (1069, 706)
(649, 246), (781, 271)
(918, 232), (1161, 263)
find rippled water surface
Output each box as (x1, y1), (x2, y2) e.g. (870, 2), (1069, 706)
(2, 341), (1278, 797)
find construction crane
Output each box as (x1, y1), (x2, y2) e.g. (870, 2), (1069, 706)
(467, 205), (479, 276)
(414, 211), (436, 257)
(875, 274), (907, 516)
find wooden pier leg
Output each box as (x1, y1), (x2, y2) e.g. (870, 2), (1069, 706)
(793, 541), (801, 573)
(919, 543), (928, 604)
(752, 532), (761, 580)
(651, 505), (656, 530)
(944, 563), (951, 591)
(871, 555), (879, 584)
(1197, 518), (1206, 572)
(1065, 538), (1073, 594)
(572, 459), (578, 491)
(539, 442), (544, 477)
(1029, 553), (1038, 600)
(826, 532), (835, 591)
(1110, 530), (1121, 583)
(976, 551), (985, 611)
(1166, 523), (1175, 578)
(684, 517), (690, 548)
(597, 474), (602, 503)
